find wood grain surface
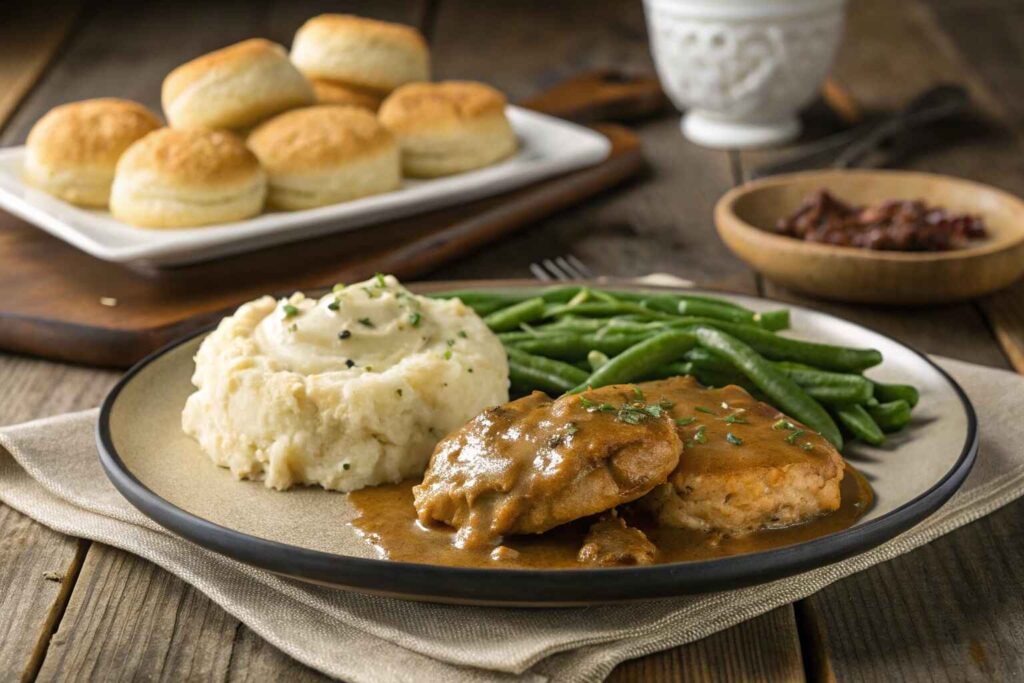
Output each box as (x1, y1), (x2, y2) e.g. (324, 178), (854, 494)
(2, 0), (1024, 681)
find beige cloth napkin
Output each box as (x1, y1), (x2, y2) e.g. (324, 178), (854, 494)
(2, 355), (1024, 682)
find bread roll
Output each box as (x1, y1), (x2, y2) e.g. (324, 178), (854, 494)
(110, 128), (266, 228)
(311, 79), (383, 111)
(162, 38), (314, 131)
(247, 105), (400, 210)
(23, 98), (161, 207)
(378, 81), (517, 178)
(291, 15), (429, 93)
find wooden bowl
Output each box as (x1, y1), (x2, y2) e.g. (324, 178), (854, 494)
(714, 170), (1024, 304)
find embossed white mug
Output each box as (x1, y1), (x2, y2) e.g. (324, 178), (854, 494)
(643, 0), (846, 148)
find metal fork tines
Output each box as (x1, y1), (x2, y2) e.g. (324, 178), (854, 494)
(529, 254), (594, 281)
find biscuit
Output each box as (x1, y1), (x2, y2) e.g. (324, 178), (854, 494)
(162, 38), (314, 131)
(247, 105), (400, 210)
(291, 15), (429, 92)
(110, 128), (266, 228)
(378, 81), (517, 177)
(311, 79), (383, 111)
(23, 98), (162, 207)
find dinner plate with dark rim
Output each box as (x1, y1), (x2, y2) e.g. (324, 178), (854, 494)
(96, 281), (977, 606)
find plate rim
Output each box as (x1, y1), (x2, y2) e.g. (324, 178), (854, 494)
(96, 282), (979, 605)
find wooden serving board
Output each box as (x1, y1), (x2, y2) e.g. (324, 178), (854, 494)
(0, 71), (661, 367)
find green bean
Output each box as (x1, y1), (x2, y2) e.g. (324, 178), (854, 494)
(834, 404), (886, 446)
(612, 291), (755, 314)
(587, 350), (610, 371)
(677, 300), (757, 325)
(773, 362), (874, 405)
(691, 321), (883, 372)
(873, 382), (920, 408)
(683, 347), (736, 373)
(510, 333), (651, 361)
(868, 400), (913, 432)
(693, 326), (843, 448)
(543, 301), (679, 322)
(506, 347), (589, 394)
(754, 309), (790, 331)
(483, 297), (546, 332)
(572, 330), (698, 391)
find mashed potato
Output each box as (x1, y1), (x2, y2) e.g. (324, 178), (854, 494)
(181, 275), (509, 491)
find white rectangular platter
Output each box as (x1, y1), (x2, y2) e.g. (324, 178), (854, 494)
(0, 107), (610, 266)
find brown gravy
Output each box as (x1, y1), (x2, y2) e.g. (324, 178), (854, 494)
(348, 464), (873, 569)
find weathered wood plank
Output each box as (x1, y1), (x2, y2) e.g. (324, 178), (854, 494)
(0, 506), (86, 682)
(36, 543), (239, 681)
(0, 0), (428, 146)
(0, 352), (119, 681)
(427, 0), (752, 287)
(0, 1), (82, 135)
(923, 0), (1024, 374)
(737, 0), (1024, 679)
(2, 2), (424, 682)
(608, 607), (805, 683)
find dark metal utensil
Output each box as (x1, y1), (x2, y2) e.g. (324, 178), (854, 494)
(748, 85), (970, 180)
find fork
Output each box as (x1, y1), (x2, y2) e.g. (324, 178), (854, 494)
(529, 254), (594, 281)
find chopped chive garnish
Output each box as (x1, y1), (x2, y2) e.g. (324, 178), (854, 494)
(726, 432), (743, 446)
(693, 425), (708, 444)
(566, 422), (579, 435)
(282, 304), (299, 317)
(446, 339), (455, 347)
(772, 419), (794, 431)
(695, 406), (715, 414)
(342, 462), (351, 471)
(632, 386), (644, 400)
(409, 312), (422, 327)
(327, 299), (340, 311)
(443, 349), (452, 360)
(597, 403), (615, 412)
(579, 396), (596, 409)
(375, 273), (386, 287)
(332, 283), (346, 293)
(785, 429), (806, 444)
(675, 417), (696, 426)
(457, 330), (468, 339)
(722, 414), (748, 424)
(358, 317), (374, 328)
(338, 330), (351, 340)
(345, 359), (355, 368)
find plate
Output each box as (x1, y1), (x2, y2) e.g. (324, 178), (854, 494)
(715, 169), (1024, 304)
(97, 283), (977, 605)
(0, 108), (609, 266)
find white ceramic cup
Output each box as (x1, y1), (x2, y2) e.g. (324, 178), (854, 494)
(643, 0), (846, 149)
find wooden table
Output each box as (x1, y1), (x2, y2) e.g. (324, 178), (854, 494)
(3, 0), (1024, 680)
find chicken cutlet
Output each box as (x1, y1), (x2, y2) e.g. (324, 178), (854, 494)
(636, 377), (845, 535)
(412, 386), (683, 549)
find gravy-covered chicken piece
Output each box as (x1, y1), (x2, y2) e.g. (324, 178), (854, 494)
(637, 377), (845, 535)
(413, 386), (683, 549)
(577, 512), (657, 567)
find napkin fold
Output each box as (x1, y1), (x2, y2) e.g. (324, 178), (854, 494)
(2, 356), (1024, 682)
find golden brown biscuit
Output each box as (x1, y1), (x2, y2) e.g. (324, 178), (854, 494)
(378, 81), (517, 177)
(23, 98), (162, 207)
(291, 14), (429, 92)
(162, 38), (314, 131)
(110, 128), (266, 228)
(247, 105), (400, 210)
(311, 79), (384, 111)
